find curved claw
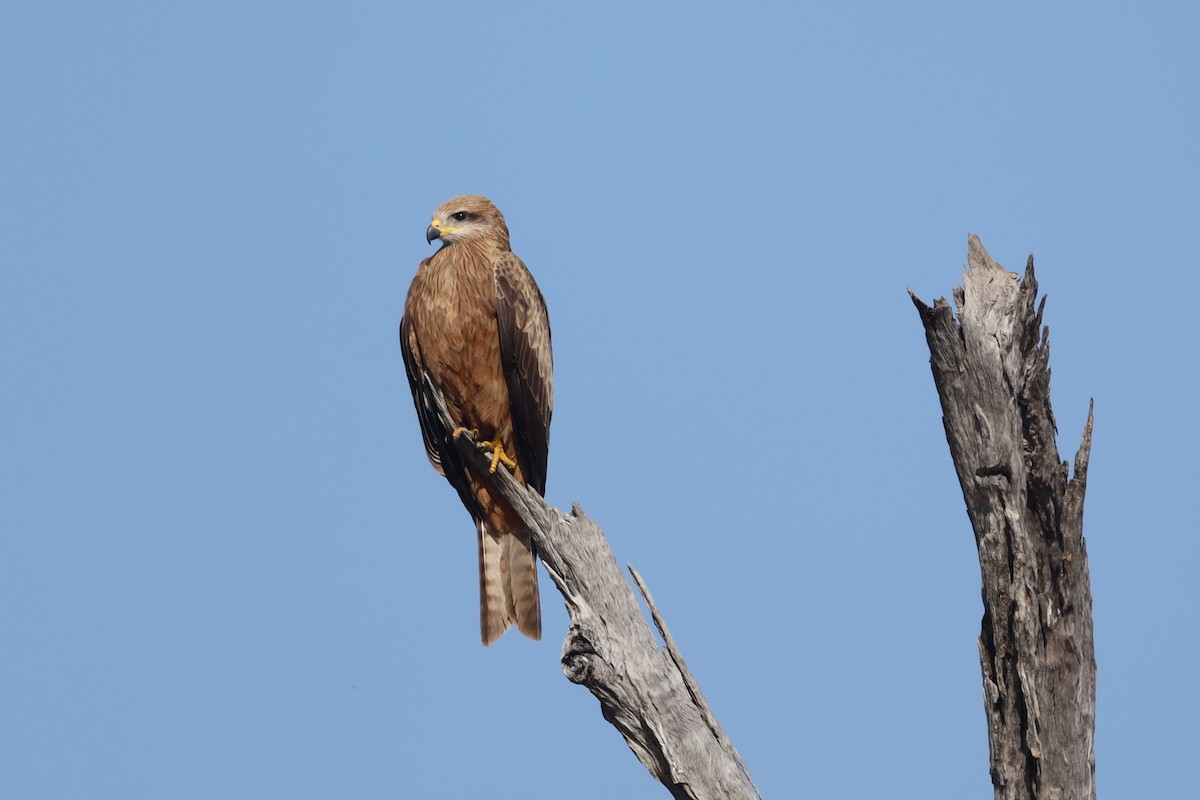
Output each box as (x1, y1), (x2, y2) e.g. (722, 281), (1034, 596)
(479, 439), (517, 474)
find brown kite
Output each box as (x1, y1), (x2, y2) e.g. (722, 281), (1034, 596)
(399, 195), (553, 645)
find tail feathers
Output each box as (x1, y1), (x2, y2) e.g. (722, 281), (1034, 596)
(477, 522), (541, 645)
(478, 523), (508, 646)
(503, 529), (541, 640)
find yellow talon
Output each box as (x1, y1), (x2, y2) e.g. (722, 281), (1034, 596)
(479, 439), (517, 474)
(451, 427), (516, 474)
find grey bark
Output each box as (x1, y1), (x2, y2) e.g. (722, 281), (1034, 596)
(910, 235), (1097, 800)
(418, 377), (761, 800)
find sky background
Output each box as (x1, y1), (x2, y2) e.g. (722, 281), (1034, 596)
(2, 2), (1197, 797)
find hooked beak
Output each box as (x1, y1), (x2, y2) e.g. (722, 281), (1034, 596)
(426, 224), (441, 245)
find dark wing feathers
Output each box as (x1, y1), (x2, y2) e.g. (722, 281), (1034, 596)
(398, 311), (443, 475)
(399, 308), (487, 522)
(493, 252), (553, 496)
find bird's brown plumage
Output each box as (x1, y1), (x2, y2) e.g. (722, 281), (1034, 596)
(399, 195), (552, 645)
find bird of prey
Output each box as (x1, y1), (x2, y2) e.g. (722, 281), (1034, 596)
(399, 195), (553, 645)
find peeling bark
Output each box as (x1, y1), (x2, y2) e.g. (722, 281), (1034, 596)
(911, 235), (1096, 800)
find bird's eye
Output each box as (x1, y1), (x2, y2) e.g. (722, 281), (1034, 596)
(452, 211), (469, 222)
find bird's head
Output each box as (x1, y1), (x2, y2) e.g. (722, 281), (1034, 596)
(426, 195), (510, 249)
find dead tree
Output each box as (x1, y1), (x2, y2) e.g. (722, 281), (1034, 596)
(415, 376), (761, 800)
(910, 235), (1097, 800)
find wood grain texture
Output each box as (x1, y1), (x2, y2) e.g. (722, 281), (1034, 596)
(419, 374), (760, 800)
(911, 235), (1096, 800)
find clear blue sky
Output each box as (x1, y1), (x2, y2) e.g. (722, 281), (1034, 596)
(3, 2), (1196, 797)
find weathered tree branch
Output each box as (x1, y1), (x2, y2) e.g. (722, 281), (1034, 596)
(910, 235), (1097, 800)
(418, 376), (760, 800)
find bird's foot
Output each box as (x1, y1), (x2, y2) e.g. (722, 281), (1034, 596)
(479, 439), (517, 474)
(452, 426), (479, 440)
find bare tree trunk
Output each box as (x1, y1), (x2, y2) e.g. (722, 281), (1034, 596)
(415, 377), (761, 800)
(910, 236), (1097, 800)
